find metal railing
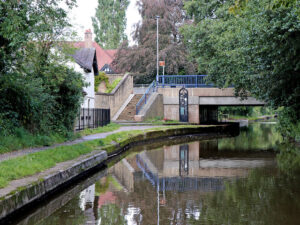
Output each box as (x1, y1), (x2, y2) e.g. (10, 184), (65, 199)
(157, 75), (214, 88)
(75, 108), (110, 131)
(136, 80), (156, 115)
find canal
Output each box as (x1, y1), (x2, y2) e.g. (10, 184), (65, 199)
(7, 123), (300, 225)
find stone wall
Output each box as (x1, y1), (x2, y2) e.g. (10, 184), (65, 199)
(95, 73), (133, 118)
(0, 151), (107, 221)
(134, 93), (164, 122)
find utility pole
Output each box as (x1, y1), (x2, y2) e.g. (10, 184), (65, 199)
(156, 15), (160, 84)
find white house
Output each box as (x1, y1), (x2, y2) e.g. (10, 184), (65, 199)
(71, 47), (98, 109)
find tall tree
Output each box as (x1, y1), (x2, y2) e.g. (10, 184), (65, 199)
(181, 0), (300, 140)
(0, 0), (84, 135)
(112, 0), (196, 82)
(92, 0), (129, 49)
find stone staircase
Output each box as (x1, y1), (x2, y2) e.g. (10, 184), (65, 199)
(117, 94), (142, 121)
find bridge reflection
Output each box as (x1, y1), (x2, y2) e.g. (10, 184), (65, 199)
(109, 140), (276, 194)
(133, 141), (275, 192)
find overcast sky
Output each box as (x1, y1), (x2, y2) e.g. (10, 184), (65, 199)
(67, 0), (141, 44)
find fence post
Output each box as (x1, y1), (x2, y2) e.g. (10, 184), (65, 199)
(78, 110), (81, 131)
(82, 108), (85, 130)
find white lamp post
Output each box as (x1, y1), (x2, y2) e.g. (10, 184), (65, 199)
(156, 15), (160, 84)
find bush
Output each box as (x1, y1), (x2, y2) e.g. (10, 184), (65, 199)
(94, 72), (109, 92)
(106, 78), (122, 93)
(278, 107), (300, 142)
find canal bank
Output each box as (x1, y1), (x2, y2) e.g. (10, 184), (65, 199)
(0, 123), (239, 222)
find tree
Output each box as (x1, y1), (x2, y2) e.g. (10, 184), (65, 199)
(112, 0), (196, 82)
(92, 0), (129, 49)
(0, 0), (83, 135)
(181, 0), (300, 140)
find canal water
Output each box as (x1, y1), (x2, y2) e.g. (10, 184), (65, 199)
(8, 123), (300, 225)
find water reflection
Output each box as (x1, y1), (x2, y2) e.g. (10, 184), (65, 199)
(10, 123), (300, 225)
(38, 141), (276, 225)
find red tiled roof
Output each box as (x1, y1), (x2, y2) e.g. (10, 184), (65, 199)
(72, 41), (116, 71)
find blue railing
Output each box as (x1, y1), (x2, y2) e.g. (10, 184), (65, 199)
(136, 80), (156, 115)
(157, 75), (214, 88)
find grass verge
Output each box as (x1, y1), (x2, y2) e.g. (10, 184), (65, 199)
(0, 125), (202, 189)
(224, 115), (275, 121)
(78, 123), (121, 136)
(144, 117), (183, 125)
(0, 123), (120, 154)
(0, 129), (80, 155)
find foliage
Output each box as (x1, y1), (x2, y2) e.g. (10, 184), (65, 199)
(112, 0), (196, 77)
(0, 0), (83, 137)
(277, 107), (300, 141)
(105, 77), (122, 93)
(181, 0), (300, 140)
(92, 0), (129, 49)
(219, 106), (276, 118)
(94, 72), (109, 92)
(219, 106), (254, 117)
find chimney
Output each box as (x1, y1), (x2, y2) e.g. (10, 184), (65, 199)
(84, 29), (93, 48)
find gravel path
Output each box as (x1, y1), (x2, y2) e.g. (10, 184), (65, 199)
(0, 126), (163, 163)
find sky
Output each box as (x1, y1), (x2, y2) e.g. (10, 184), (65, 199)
(67, 0), (141, 44)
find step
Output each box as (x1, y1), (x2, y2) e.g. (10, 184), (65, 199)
(117, 94), (143, 121)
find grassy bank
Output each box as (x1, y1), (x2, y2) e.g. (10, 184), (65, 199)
(226, 115), (275, 121)
(78, 123), (120, 136)
(0, 125), (204, 189)
(0, 123), (121, 154)
(0, 129), (80, 155)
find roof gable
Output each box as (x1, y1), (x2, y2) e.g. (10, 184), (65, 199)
(72, 41), (116, 71)
(72, 48), (98, 74)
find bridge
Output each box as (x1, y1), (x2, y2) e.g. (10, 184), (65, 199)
(134, 75), (264, 124)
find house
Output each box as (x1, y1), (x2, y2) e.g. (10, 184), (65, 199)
(70, 29), (118, 108)
(73, 29), (117, 74)
(70, 30), (116, 130)
(71, 47), (98, 108)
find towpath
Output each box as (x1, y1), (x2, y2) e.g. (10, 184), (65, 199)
(0, 125), (163, 163)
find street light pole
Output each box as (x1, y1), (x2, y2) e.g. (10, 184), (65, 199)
(156, 15), (160, 84)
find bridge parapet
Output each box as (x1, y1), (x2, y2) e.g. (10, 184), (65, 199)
(157, 87), (236, 97)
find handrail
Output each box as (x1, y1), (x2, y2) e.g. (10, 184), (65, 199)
(136, 80), (156, 115)
(157, 75), (215, 88)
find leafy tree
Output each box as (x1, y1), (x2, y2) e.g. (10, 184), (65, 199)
(0, 0), (83, 136)
(181, 0), (300, 140)
(112, 0), (196, 80)
(92, 0), (129, 49)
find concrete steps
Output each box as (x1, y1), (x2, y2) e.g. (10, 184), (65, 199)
(117, 94), (142, 121)
(112, 94), (134, 121)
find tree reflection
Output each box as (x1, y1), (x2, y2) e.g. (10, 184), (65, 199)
(187, 168), (300, 225)
(218, 123), (283, 151)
